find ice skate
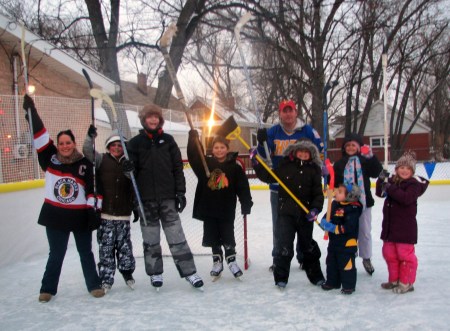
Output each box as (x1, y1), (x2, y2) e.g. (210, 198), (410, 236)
(150, 274), (163, 292)
(362, 259), (374, 275)
(210, 256), (224, 282)
(101, 283), (112, 294)
(227, 255), (243, 279)
(122, 273), (135, 290)
(276, 281), (287, 291)
(186, 273), (204, 291)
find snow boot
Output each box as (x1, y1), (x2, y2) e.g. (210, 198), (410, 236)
(363, 259), (375, 275)
(226, 255), (243, 278)
(321, 283), (340, 291)
(90, 288), (105, 298)
(393, 282), (414, 294)
(304, 260), (325, 286)
(38, 292), (52, 303)
(341, 288), (355, 295)
(150, 274), (163, 288)
(381, 281), (398, 290)
(210, 255), (224, 277)
(185, 273), (204, 288)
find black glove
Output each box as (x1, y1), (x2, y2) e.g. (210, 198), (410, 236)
(257, 128), (267, 145)
(241, 206), (251, 215)
(122, 160), (135, 173)
(88, 209), (101, 231)
(132, 208), (140, 223)
(378, 169), (390, 182)
(23, 94), (36, 113)
(189, 129), (199, 139)
(175, 193), (187, 213)
(87, 125), (97, 138)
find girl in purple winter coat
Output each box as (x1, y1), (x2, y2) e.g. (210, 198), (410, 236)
(376, 151), (429, 294)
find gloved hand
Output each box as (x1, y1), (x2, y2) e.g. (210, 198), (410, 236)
(249, 148), (259, 167)
(257, 128), (268, 145)
(189, 129), (199, 139)
(306, 208), (319, 222)
(23, 94), (36, 113)
(175, 193), (187, 213)
(87, 125), (97, 138)
(380, 181), (391, 197)
(122, 160), (135, 173)
(241, 205), (252, 215)
(321, 165), (329, 177)
(320, 218), (336, 233)
(378, 169), (390, 182)
(360, 145), (373, 158)
(88, 209), (101, 231)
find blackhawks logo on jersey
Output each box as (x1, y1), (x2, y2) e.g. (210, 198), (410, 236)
(54, 178), (79, 203)
(207, 169), (229, 191)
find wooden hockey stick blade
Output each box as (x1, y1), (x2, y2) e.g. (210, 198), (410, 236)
(234, 12), (253, 34)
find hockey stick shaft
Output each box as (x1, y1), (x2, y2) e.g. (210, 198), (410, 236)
(382, 53), (389, 169)
(160, 24), (210, 177)
(21, 24), (39, 179)
(90, 89), (148, 226)
(81, 69), (98, 208)
(234, 13), (272, 167)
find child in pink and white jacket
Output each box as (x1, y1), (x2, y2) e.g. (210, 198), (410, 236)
(376, 151), (429, 294)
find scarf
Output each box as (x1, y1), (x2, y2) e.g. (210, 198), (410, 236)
(343, 155), (366, 209)
(56, 149), (83, 165)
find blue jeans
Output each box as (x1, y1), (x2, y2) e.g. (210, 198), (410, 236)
(40, 227), (101, 295)
(270, 190), (303, 263)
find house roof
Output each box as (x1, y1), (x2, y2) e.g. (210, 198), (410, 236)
(0, 13), (117, 95)
(333, 100), (430, 138)
(189, 96), (268, 128)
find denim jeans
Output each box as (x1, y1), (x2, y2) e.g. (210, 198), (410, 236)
(40, 227), (101, 295)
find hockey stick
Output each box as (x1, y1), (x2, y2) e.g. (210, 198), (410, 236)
(160, 23), (210, 178)
(81, 69), (98, 209)
(322, 79), (338, 189)
(20, 24), (39, 179)
(323, 159), (335, 240)
(382, 53), (389, 170)
(89, 88), (148, 226)
(234, 13), (272, 167)
(217, 116), (323, 229)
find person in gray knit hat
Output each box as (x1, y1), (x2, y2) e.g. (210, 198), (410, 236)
(254, 138), (325, 289)
(126, 103), (204, 290)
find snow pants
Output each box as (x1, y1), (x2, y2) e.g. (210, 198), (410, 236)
(97, 219), (135, 286)
(358, 207), (372, 259)
(273, 214), (323, 285)
(270, 190), (303, 264)
(140, 199), (197, 278)
(382, 241), (417, 285)
(325, 247), (357, 291)
(41, 227), (101, 295)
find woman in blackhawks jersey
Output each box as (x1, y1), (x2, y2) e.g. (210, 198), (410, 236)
(23, 95), (105, 303)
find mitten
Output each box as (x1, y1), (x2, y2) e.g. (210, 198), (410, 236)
(87, 125), (97, 138)
(306, 208), (319, 222)
(189, 129), (199, 139)
(88, 209), (101, 231)
(241, 205), (252, 216)
(378, 169), (390, 182)
(321, 165), (329, 177)
(320, 218), (336, 233)
(122, 160), (135, 173)
(257, 128), (268, 145)
(360, 145), (373, 158)
(175, 193), (187, 213)
(23, 94), (36, 113)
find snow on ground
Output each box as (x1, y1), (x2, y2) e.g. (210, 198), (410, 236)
(1, 185), (450, 331)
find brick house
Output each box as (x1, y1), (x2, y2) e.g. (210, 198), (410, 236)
(329, 100), (431, 162)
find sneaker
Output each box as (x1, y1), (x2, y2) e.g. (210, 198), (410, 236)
(362, 259), (374, 275)
(185, 274), (204, 288)
(341, 288), (355, 295)
(38, 292), (52, 303)
(228, 261), (243, 278)
(101, 283), (112, 293)
(393, 282), (414, 294)
(90, 288), (105, 298)
(150, 274), (163, 288)
(210, 260), (224, 277)
(381, 281), (398, 290)
(321, 283), (340, 291)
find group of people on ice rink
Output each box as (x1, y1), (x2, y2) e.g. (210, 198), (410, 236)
(23, 94), (428, 303)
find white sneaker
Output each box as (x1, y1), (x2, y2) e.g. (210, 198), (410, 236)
(150, 274), (163, 288)
(185, 274), (204, 288)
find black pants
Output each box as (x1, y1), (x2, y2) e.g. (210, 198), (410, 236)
(325, 248), (357, 291)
